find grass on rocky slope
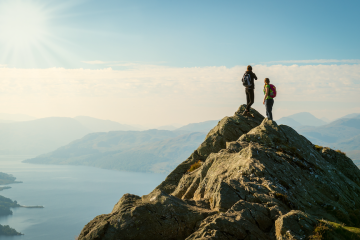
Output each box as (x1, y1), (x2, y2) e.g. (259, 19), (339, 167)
(187, 160), (202, 173)
(309, 220), (360, 240)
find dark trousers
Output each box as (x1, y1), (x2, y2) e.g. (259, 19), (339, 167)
(265, 99), (274, 120)
(245, 88), (254, 112)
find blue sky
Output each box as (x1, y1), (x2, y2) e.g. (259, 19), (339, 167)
(0, 0), (359, 126)
(2, 0), (360, 68)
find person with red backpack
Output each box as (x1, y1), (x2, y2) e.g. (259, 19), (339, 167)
(263, 78), (276, 120)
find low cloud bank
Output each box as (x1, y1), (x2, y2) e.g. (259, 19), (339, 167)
(0, 64), (359, 124)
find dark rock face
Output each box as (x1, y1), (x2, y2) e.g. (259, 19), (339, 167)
(78, 105), (360, 240)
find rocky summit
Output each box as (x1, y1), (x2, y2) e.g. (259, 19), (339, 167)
(78, 105), (360, 240)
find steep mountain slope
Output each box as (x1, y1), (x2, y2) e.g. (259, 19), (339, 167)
(24, 130), (206, 173)
(78, 105), (360, 240)
(74, 116), (139, 132)
(0, 118), (91, 155)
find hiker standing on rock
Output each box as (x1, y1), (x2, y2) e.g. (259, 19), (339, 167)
(263, 78), (276, 120)
(241, 65), (257, 116)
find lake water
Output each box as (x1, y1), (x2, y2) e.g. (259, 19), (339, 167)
(0, 156), (166, 240)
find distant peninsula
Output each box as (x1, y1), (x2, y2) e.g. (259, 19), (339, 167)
(0, 172), (22, 185)
(24, 129), (207, 174)
(0, 186), (11, 191)
(0, 171), (42, 236)
(0, 225), (22, 236)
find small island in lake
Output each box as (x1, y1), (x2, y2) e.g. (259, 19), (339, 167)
(0, 171), (43, 236)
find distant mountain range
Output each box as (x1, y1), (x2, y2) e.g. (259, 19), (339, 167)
(0, 115), (221, 156)
(276, 113), (360, 165)
(276, 112), (327, 127)
(2, 110), (359, 172)
(0, 113), (36, 122)
(24, 130), (206, 173)
(174, 120), (219, 133)
(20, 119), (220, 173)
(0, 117), (90, 155)
(74, 116), (139, 132)
(340, 113), (360, 119)
(0, 116), (142, 155)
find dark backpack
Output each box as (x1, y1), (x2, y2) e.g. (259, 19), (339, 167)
(242, 73), (252, 87)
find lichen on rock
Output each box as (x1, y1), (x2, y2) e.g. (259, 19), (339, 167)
(78, 105), (360, 240)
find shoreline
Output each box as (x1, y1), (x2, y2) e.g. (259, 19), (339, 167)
(20, 205), (44, 209)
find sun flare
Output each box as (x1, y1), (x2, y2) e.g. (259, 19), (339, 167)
(0, 1), (48, 48)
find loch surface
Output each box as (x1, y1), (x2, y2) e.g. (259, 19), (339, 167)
(0, 156), (166, 240)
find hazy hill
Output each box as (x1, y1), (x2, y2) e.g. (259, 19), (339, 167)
(276, 117), (302, 127)
(320, 117), (330, 123)
(0, 118), (91, 155)
(74, 116), (139, 132)
(297, 118), (360, 144)
(0, 115), (141, 156)
(293, 118), (360, 163)
(174, 120), (219, 133)
(339, 113), (360, 119)
(276, 112), (326, 128)
(155, 125), (178, 130)
(24, 130), (206, 173)
(277, 113), (360, 163)
(0, 113), (36, 122)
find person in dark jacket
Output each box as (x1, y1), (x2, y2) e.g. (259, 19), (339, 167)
(242, 65), (257, 116)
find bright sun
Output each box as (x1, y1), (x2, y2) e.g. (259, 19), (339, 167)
(0, 1), (48, 49)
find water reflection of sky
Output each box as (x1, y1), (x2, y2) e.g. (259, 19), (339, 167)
(0, 156), (166, 240)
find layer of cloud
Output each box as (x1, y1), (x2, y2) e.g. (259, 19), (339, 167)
(81, 60), (106, 64)
(0, 64), (359, 124)
(0, 64), (359, 100)
(266, 59), (360, 64)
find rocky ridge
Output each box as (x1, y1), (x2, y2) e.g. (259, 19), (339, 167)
(78, 105), (360, 240)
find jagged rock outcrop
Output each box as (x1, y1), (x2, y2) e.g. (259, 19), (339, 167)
(78, 105), (360, 240)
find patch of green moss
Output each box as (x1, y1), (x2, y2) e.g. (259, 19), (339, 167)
(187, 160), (202, 173)
(324, 207), (360, 227)
(309, 222), (330, 240)
(327, 221), (360, 239)
(314, 145), (324, 151)
(335, 150), (346, 156)
(310, 220), (360, 240)
(326, 209), (351, 225)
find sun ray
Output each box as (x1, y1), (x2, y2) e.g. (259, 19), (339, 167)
(0, 0), (86, 68)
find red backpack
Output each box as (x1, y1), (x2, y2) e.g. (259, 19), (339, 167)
(270, 84), (277, 98)
(264, 84), (277, 98)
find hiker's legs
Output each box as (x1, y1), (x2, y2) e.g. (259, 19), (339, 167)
(245, 88), (254, 112)
(265, 99), (274, 120)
